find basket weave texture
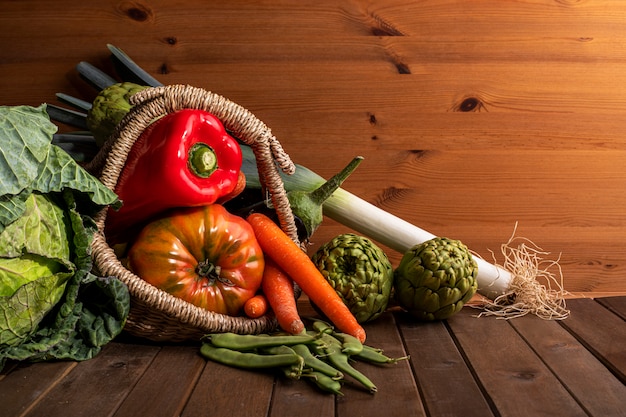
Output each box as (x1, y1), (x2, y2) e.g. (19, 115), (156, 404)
(87, 84), (299, 342)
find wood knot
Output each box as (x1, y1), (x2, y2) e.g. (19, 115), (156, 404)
(118, 1), (154, 22)
(451, 96), (487, 112)
(513, 371), (537, 381)
(159, 63), (170, 74)
(369, 13), (405, 36)
(376, 186), (413, 206)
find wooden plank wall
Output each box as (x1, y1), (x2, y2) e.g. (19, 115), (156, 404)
(1, 0), (625, 294)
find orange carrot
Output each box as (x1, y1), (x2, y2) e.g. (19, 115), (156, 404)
(261, 258), (305, 334)
(243, 294), (269, 319)
(247, 213), (366, 343)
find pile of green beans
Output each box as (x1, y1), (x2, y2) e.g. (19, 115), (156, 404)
(200, 320), (408, 396)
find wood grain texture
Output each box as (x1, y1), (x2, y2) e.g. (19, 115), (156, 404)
(558, 298), (626, 383)
(114, 345), (206, 417)
(1, 0), (625, 294)
(511, 312), (626, 417)
(21, 342), (160, 417)
(0, 361), (77, 417)
(397, 314), (495, 417)
(0, 298), (624, 417)
(335, 313), (425, 417)
(182, 357), (275, 417)
(448, 308), (590, 417)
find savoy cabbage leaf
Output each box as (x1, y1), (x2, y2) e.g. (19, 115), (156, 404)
(0, 105), (120, 233)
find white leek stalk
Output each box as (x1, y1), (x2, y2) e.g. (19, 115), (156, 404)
(241, 146), (511, 300)
(321, 187), (512, 300)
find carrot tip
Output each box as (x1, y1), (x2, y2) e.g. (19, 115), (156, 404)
(289, 320), (305, 335)
(353, 327), (367, 343)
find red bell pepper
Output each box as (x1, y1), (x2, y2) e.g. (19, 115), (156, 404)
(105, 108), (242, 244)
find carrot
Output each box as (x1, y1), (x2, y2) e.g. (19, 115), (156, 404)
(247, 213), (366, 343)
(261, 258), (305, 334)
(243, 294), (269, 319)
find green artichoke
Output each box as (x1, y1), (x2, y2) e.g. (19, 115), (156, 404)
(86, 82), (148, 147)
(311, 233), (394, 323)
(394, 237), (478, 320)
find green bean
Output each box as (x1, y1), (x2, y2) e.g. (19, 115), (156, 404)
(332, 331), (363, 355)
(353, 344), (409, 364)
(311, 319), (334, 334)
(208, 332), (316, 350)
(305, 370), (344, 396)
(260, 344), (293, 355)
(291, 343), (344, 380)
(260, 344), (305, 379)
(200, 343), (302, 369)
(308, 332), (336, 357)
(320, 334), (377, 394)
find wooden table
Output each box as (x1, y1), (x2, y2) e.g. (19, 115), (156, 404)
(1, 296), (624, 417)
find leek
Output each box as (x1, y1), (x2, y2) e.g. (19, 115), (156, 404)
(240, 145), (512, 300)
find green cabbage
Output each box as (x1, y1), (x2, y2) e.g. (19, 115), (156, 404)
(0, 105), (129, 369)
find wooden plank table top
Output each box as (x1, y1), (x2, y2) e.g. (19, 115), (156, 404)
(1, 296), (624, 417)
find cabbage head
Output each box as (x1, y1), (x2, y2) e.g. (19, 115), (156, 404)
(0, 193), (74, 346)
(0, 105), (129, 369)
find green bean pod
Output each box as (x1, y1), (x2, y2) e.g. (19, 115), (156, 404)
(291, 343), (344, 380)
(332, 331), (364, 355)
(319, 335), (377, 394)
(353, 344), (409, 364)
(260, 345), (305, 379)
(200, 343), (302, 369)
(207, 332), (316, 351)
(306, 370), (344, 396)
(311, 319), (334, 334)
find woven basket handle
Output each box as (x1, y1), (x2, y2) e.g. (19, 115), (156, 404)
(88, 84), (300, 244)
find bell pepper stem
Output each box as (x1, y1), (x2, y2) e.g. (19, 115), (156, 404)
(188, 143), (218, 178)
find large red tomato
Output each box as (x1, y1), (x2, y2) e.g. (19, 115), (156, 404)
(127, 204), (264, 316)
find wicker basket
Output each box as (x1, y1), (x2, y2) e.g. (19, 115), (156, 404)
(87, 84), (300, 342)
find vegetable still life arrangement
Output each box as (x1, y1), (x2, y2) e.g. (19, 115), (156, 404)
(1, 43), (568, 395)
